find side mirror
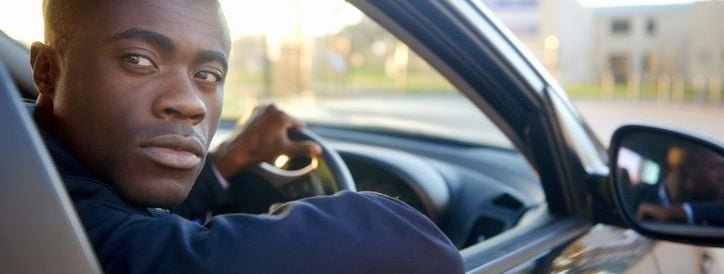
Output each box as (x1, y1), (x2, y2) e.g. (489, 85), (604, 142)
(609, 125), (724, 247)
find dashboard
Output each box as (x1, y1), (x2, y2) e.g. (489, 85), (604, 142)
(213, 123), (545, 249)
(344, 156), (427, 215)
(319, 127), (545, 249)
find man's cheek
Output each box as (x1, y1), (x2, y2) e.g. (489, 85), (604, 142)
(211, 91), (223, 118)
(206, 94), (223, 142)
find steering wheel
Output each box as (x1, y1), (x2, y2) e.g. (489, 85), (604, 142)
(251, 128), (356, 199)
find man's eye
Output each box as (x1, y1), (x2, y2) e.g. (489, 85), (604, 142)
(122, 54), (154, 67)
(194, 71), (222, 84)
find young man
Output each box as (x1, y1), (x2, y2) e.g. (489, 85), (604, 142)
(30, 0), (464, 273)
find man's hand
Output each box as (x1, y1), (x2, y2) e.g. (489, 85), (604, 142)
(635, 203), (686, 222)
(212, 105), (322, 179)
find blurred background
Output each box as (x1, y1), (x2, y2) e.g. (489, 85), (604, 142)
(1, 1), (721, 272)
(481, 0), (724, 143)
(1, 0), (720, 144)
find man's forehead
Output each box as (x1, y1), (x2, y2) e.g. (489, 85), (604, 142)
(90, 0), (230, 53)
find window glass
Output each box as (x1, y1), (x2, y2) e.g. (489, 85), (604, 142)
(646, 18), (656, 36)
(220, 0), (514, 148)
(611, 19), (630, 34)
(482, 0), (724, 143)
(640, 160), (661, 185)
(698, 49), (711, 66)
(609, 54), (630, 83)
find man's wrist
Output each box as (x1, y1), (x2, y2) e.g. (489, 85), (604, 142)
(211, 151), (256, 179)
(212, 154), (238, 179)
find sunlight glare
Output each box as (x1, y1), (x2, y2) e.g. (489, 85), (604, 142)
(219, 0), (363, 39)
(0, 0), (44, 45)
(0, 0), (363, 46)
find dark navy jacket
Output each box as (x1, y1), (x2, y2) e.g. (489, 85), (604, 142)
(41, 129), (464, 274)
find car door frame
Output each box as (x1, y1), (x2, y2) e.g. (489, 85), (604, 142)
(347, 0), (614, 272)
(0, 58), (101, 273)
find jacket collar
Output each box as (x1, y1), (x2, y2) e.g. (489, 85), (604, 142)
(37, 125), (97, 179)
(38, 124), (159, 215)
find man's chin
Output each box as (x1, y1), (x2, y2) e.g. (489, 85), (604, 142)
(116, 177), (195, 208)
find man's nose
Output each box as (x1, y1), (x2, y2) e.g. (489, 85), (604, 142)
(153, 74), (206, 125)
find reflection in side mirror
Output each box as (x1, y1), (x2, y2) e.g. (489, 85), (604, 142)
(610, 125), (724, 245)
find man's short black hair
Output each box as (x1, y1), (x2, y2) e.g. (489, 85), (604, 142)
(43, 0), (94, 50)
(43, 0), (225, 51)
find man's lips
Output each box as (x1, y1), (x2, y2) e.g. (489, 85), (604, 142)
(139, 135), (205, 170)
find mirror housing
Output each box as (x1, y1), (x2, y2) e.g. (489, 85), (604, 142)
(609, 125), (724, 247)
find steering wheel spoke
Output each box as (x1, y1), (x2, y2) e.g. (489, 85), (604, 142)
(252, 128), (356, 199)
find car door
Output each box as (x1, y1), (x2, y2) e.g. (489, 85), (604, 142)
(346, 0), (656, 273)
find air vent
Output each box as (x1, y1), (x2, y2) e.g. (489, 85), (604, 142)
(492, 193), (523, 210)
(464, 216), (505, 247)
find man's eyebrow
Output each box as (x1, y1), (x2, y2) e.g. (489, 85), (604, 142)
(105, 28), (175, 52)
(197, 50), (229, 72)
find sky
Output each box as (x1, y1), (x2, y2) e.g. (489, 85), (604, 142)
(0, 0), (701, 45)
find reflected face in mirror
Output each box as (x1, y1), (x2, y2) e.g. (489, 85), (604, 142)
(615, 131), (723, 227)
(683, 149), (724, 199)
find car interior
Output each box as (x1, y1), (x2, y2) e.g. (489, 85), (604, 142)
(5, 0), (723, 273)
(0, 7), (548, 252)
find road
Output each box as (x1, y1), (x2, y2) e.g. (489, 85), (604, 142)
(572, 100), (723, 145)
(258, 95), (723, 149)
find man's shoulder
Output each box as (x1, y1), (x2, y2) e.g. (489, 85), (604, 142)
(271, 191), (419, 218)
(61, 174), (149, 217)
(35, 123), (141, 214)
(181, 190), (464, 274)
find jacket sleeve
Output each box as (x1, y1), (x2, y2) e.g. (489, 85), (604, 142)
(688, 202), (724, 226)
(71, 182), (464, 274)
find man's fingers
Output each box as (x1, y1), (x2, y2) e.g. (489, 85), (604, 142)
(636, 206), (647, 220)
(636, 204), (657, 220)
(252, 103), (304, 128)
(273, 109), (303, 128)
(287, 115), (305, 128)
(287, 141), (322, 157)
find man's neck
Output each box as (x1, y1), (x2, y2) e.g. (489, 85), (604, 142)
(33, 111), (91, 179)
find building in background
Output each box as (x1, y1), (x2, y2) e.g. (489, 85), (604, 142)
(483, 0), (565, 78)
(486, 0), (724, 99)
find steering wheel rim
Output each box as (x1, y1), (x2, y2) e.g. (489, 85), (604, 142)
(252, 128), (356, 195)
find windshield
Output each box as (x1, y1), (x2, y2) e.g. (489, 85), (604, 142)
(219, 1), (513, 148)
(269, 94), (510, 147)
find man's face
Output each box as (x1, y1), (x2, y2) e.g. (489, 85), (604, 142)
(50, 0), (230, 207)
(701, 152), (724, 186)
(685, 150), (724, 201)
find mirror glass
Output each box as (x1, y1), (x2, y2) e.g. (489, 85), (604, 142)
(614, 130), (724, 234)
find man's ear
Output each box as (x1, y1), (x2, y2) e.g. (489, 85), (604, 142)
(30, 42), (60, 104)
(30, 42), (61, 127)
